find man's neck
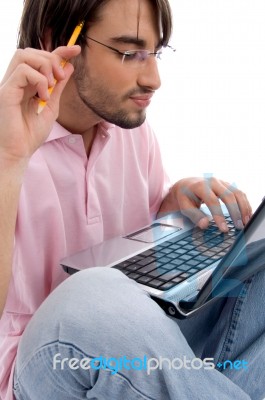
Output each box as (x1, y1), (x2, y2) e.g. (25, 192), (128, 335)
(57, 105), (102, 156)
(57, 78), (103, 156)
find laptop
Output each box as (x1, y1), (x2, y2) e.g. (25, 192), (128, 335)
(61, 198), (265, 319)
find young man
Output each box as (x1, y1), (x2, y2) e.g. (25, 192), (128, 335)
(0, 0), (263, 399)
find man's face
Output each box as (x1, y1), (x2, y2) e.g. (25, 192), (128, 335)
(72, 0), (162, 129)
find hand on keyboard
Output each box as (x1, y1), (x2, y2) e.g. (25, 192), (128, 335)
(158, 176), (252, 232)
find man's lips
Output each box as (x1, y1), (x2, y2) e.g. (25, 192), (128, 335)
(129, 94), (154, 108)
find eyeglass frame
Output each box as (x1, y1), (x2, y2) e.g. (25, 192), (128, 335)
(84, 36), (172, 65)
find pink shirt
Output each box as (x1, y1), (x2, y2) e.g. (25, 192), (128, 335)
(0, 120), (169, 399)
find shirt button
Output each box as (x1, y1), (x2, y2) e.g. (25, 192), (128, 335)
(68, 137), (76, 144)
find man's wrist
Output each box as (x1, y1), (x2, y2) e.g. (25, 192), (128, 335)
(158, 183), (180, 215)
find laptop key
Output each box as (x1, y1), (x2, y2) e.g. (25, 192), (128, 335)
(179, 272), (191, 279)
(154, 260), (166, 267)
(204, 258), (217, 265)
(186, 259), (200, 267)
(137, 263), (158, 274)
(182, 236), (193, 243)
(148, 268), (169, 279)
(202, 250), (218, 257)
(166, 253), (178, 260)
(174, 248), (186, 255)
(171, 259), (185, 267)
(136, 276), (152, 285)
(161, 262), (180, 271)
(147, 279), (164, 289)
(168, 244), (181, 250)
(157, 241), (170, 248)
(188, 268), (199, 275)
(159, 282), (176, 291)
(172, 276), (185, 284)
(218, 251), (228, 257)
(126, 264), (142, 272)
(159, 269), (183, 280)
(195, 263), (209, 270)
(158, 256), (172, 265)
(178, 264), (192, 272)
(179, 254), (193, 261)
(160, 248), (173, 255)
(194, 255), (207, 262)
(218, 241), (232, 249)
(141, 249), (156, 257)
(122, 270), (132, 276)
(114, 261), (132, 268)
(137, 256), (156, 266)
(183, 244), (194, 251)
(126, 255), (145, 263)
(188, 250), (199, 257)
(127, 272), (141, 280)
(178, 240), (189, 246)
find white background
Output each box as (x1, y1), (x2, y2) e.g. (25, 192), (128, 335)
(0, 1), (265, 210)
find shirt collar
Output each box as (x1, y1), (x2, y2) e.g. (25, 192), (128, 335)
(45, 121), (115, 143)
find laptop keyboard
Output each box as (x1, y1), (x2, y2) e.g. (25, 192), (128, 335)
(113, 216), (239, 291)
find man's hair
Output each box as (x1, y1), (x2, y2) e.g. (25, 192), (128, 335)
(18, 0), (172, 51)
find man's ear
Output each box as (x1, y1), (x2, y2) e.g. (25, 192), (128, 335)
(40, 28), (53, 51)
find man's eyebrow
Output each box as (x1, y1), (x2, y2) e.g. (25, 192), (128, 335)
(110, 35), (162, 50)
(110, 36), (146, 47)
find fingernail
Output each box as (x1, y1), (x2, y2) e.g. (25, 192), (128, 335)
(236, 219), (244, 230)
(221, 222), (228, 232)
(198, 218), (209, 229)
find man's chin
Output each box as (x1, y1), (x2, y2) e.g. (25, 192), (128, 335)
(118, 119), (146, 129)
(111, 112), (146, 129)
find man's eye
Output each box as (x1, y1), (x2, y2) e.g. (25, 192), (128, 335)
(124, 51), (138, 60)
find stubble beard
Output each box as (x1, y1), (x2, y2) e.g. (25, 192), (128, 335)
(73, 64), (146, 129)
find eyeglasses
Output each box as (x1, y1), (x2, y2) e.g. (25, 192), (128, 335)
(85, 36), (171, 68)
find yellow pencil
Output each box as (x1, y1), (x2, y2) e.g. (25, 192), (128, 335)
(37, 20), (84, 114)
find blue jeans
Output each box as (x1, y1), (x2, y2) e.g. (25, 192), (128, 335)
(13, 267), (265, 399)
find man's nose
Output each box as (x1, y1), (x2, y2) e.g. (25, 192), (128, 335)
(137, 56), (161, 91)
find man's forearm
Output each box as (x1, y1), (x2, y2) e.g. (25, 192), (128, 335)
(0, 158), (27, 316)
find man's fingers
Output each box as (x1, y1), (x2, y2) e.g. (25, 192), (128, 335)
(176, 177), (252, 232)
(1, 46), (81, 89)
(177, 179), (227, 231)
(228, 187), (252, 225)
(180, 198), (211, 228)
(1, 45), (81, 116)
(203, 182), (241, 231)
(3, 63), (51, 103)
(215, 181), (252, 228)
(190, 178), (252, 231)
